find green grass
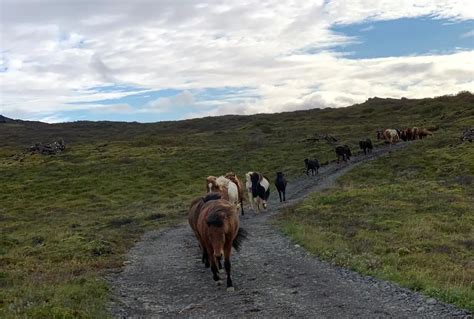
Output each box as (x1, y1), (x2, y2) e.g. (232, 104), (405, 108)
(276, 131), (474, 311)
(1, 91), (473, 317)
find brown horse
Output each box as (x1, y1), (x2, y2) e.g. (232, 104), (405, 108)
(188, 193), (222, 267)
(418, 128), (433, 139)
(195, 199), (247, 291)
(412, 127), (420, 140)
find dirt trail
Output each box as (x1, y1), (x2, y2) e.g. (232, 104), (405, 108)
(108, 144), (470, 318)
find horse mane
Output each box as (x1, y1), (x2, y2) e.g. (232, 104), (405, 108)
(225, 172), (244, 199)
(203, 193), (221, 202)
(225, 172), (238, 186)
(205, 200), (236, 227)
(207, 212), (224, 227)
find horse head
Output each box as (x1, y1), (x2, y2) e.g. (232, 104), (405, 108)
(206, 176), (218, 193)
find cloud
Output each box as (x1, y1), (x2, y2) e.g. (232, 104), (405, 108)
(38, 114), (71, 123)
(460, 29), (474, 38)
(360, 25), (374, 32)
(186, 51), (474, 118)
(89, 103), (134, 114)
(0, 0), (473, 122)
(144, 90), (195, 112)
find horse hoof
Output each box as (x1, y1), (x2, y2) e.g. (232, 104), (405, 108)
(227, 286), (235, 292)
(216, 280), (224, 286)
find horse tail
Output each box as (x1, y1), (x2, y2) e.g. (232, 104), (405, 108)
(232, 227), (248, 251)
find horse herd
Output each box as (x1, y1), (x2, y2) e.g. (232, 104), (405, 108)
(376, 126), (433, 145)
(187, 126), (432, 291)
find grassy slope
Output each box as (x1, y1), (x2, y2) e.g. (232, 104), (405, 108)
(277, 96), (474, 311)
(1, 92), (473, 317)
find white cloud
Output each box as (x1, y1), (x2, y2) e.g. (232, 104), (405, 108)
(460, 29), (474, 38)
(0, 0), (473, 122)
(144, 90), (195, 112)
(360, 25), (374, 32)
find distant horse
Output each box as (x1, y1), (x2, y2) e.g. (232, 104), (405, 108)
(206, 175), (240, 211)
(274, 172), (287, 202)
(245, 171), (270, 213)
(225, 172), (245, 215)
(396, 129), (404, 141)
(412, 127), (420, 140)
(335, 145), (352, 163)
(418, 128), (433, 139)
(304, 158), (320, 176)
(385, 129), (399, 145)
(376, 130), (384, 140)
(404, 127), (414, 141)
(188, 193), (222, 267)
(377, 129), (399, 145)
(359, 138), (373, 155)
(195, 199), (247, 291)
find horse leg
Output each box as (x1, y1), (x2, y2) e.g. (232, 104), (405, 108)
(283, 190), (286, 201)
(248, 192), (255, 211)
(217, 255), (224, 272)
(278, 190), (282, 202)
(223, 242), (234, 291)
(202, 250), (210, 268)
(208, 251), (221, 284)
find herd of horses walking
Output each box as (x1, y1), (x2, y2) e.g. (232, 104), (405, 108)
(187, 125), (433, 291)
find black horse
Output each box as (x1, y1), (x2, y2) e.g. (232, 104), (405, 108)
(359, 138), (373, 155)
(274, 172), (287, 202)
(335, 145), (352, 163)
(304, 158), (320, 176)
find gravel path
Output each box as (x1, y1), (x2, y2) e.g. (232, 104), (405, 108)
(108, 144), (471, 318)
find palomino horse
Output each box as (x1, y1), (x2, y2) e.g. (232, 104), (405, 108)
(194, 199), (247, 291)
(188, 193), (222, 267)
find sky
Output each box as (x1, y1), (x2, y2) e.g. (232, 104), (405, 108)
(0, 0), (473, 123)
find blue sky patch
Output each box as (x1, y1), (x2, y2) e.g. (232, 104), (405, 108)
(331, 17), (474, 58)
(59, 86), (260, 122)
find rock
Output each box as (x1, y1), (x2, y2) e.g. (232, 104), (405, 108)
(28, 138), (66, 155)
(460, 128), (474, 142)
(294, 244), (301, 248)
(426, 298), (437, 305)
(417, 307), (425, 312)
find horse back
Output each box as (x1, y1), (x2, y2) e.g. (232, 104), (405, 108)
(197, 199), (239, 249)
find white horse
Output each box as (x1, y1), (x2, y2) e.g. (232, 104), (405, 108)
(206, 175), (240, 210)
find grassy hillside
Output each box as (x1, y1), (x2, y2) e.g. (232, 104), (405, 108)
(1, 92), (473, 317)
(277, 96), (474, 311)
